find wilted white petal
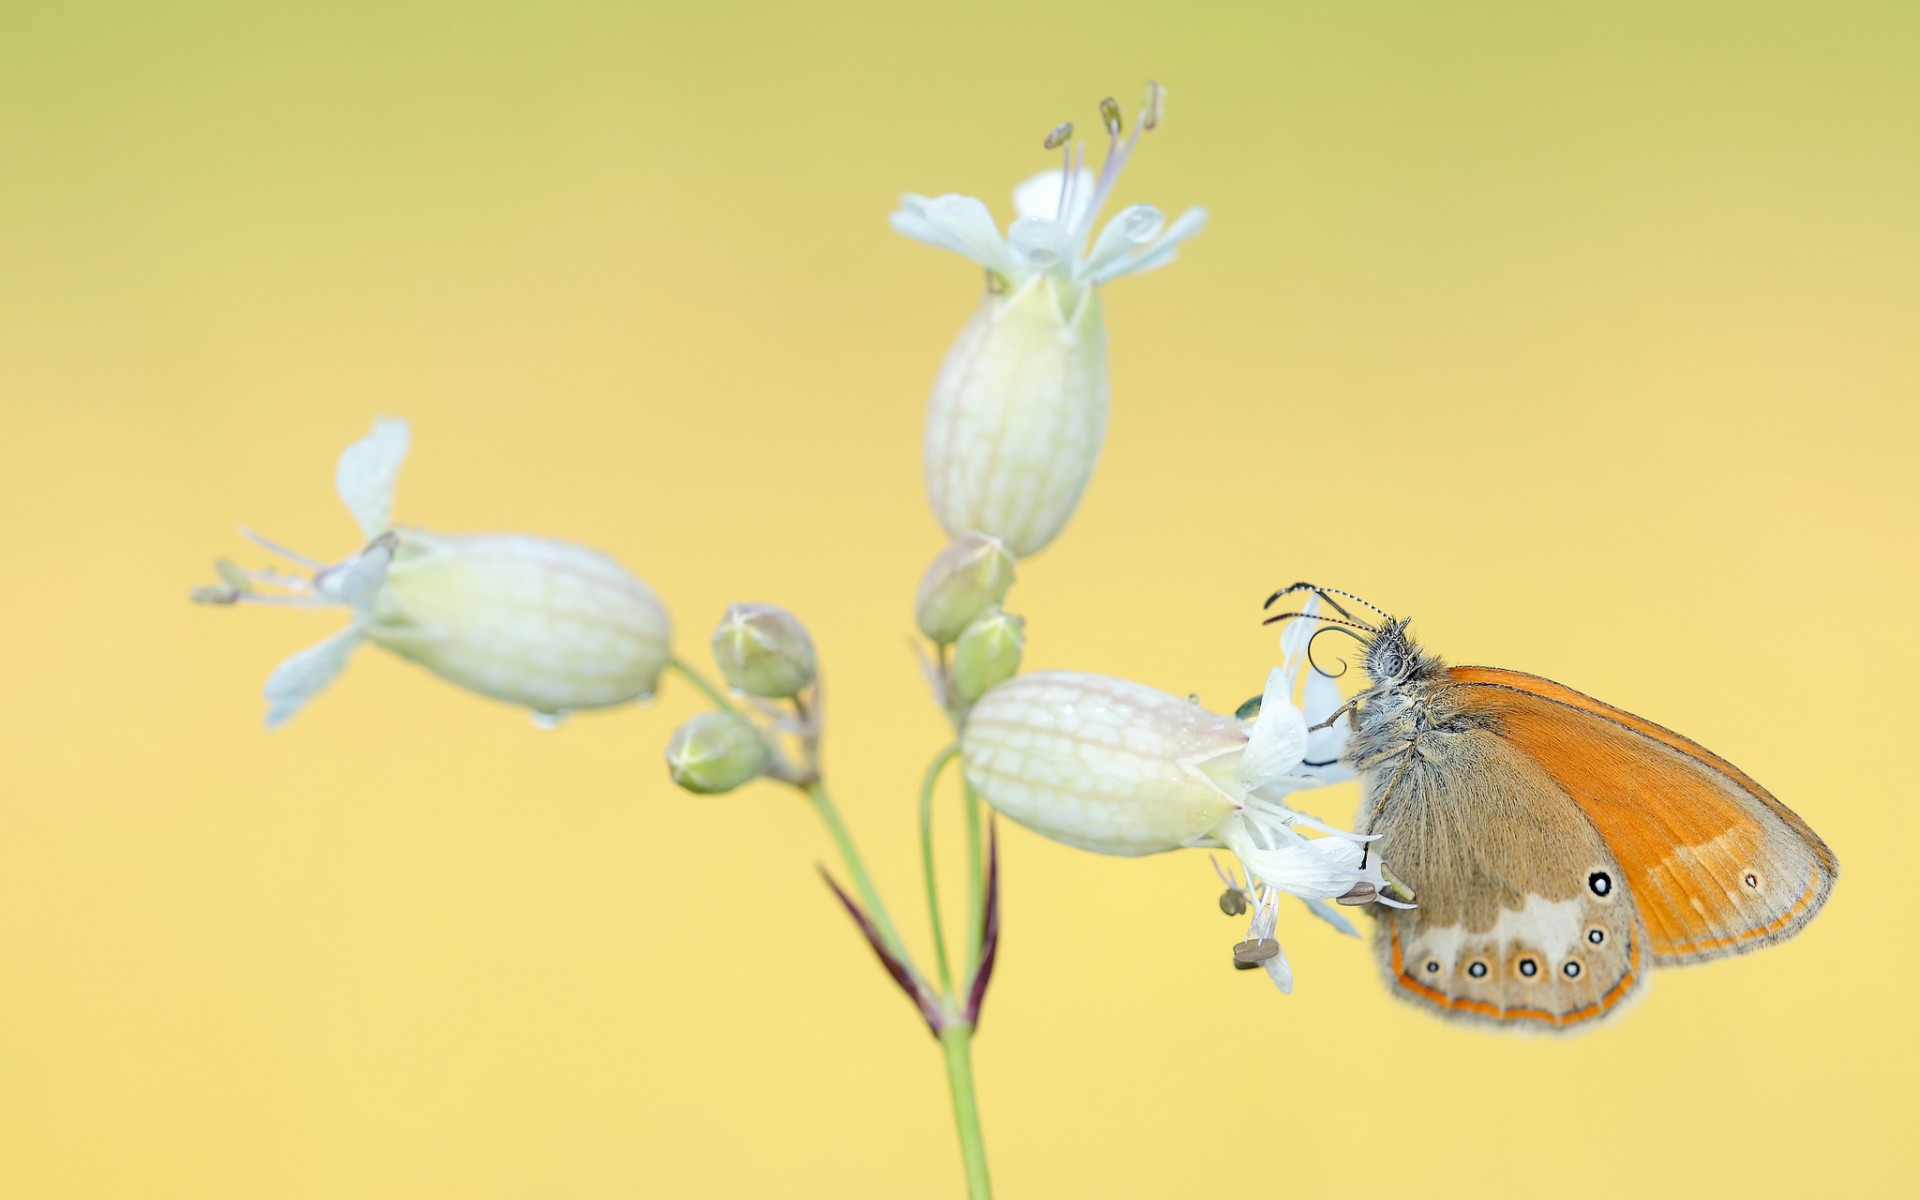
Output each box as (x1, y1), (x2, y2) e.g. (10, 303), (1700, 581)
(1238, 667), (1309, 795)
(1012, 167), (1096, 226)
(1079, 204), (1166, 281)
(335, 418), (411, 538)
(263, 623), (365, 729)
(1090, 206), (1208, 284)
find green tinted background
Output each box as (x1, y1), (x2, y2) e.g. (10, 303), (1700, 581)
(3, 2), (1915, 1196)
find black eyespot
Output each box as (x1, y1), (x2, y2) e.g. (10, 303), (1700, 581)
(1588, 928), (1605, 945)
(1564, 961), (1582, 978)
(1588, 871), (1612, 897)
(1518, 958), (1538, 977)
(1744, 872), (1760, 889)
(1425, 960), (1440, 974)
(1468, 961), (1488, 979)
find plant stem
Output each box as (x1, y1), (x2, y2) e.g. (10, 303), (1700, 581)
(663, 656), (740, 715)
(805, 779), (920, 978)
(918, 745), (960, 996)
(940, 1024), (992, 1199)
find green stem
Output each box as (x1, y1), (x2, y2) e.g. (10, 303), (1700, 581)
(940, 1025), (992, 1199)
(663, 656), (740, 716)
(918, 745), (960, 997)
(805, 779), (920, 978)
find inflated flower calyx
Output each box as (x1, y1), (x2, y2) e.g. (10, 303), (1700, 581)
(191, 417), (673, 728)
(665, 712), (770, 795)
(710, 603), (816, 698)
(914, 533), (1016, 644)
(951, 607), (1025, 702)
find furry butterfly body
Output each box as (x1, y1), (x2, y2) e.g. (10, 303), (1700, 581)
(1269, 586), (1838, 1033)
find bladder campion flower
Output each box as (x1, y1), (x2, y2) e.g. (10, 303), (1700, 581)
(895, 82), (1206, 557)
(192, 418), (672, 727)
(959, 603), (1410, 991)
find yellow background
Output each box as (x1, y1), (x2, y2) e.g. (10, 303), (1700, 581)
(3, 2), (1915, 1196)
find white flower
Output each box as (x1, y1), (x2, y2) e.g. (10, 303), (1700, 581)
(959, 600), (1409, 991)
(895, 83), (1207, 557)
(194, 418), (673, 728)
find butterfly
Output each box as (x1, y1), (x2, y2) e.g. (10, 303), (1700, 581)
(1263, 583), (1838, 1033)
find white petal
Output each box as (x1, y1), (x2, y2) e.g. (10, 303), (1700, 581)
(1079, 204), (1166, 281)
(1263, 942), (1294, 994)
(263, 624), (365, 729)
(894, 194), (1015, 275)
(1228, 822), (1366, 899)
(335, 418), (411, 538)
(1007, 216), (1072, 272)
(1300, 897), (1359, 937)
(1089, 206), (1208, 285)
(1013, 167), (1096, 225)
(1238, 667), (1308, 793)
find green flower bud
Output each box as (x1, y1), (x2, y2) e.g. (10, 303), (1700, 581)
(915, 533), (1016, 644)
(710, 603), (816, 698)
(665, 712), (770, 795)
(952, 607), (1025, 702)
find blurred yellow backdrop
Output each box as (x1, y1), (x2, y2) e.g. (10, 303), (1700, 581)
(3, 1), (1915, 1196)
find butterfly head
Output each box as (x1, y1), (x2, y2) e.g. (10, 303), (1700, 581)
(1262, 583), (1438, 688)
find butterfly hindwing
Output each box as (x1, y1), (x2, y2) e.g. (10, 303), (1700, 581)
(1357, 721), (1647, 1031)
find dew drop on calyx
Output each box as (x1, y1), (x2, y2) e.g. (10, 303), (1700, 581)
(530, 710), (570, 731)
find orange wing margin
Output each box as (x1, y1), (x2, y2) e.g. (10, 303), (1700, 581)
(1441, 667), (1838, 965)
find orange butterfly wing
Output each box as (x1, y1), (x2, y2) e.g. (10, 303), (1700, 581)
(1441, 667), (1838, 964)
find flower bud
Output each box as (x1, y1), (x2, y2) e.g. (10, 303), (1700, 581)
(370, 532), (672, 716)
(951, 607), (1025, 702)
(914, 533), (1016, 643)
(923, 279), (1109, 557)
(665, 712), (769, 795)
(710, 603), (816, 698)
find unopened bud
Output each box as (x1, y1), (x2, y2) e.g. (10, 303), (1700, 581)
(915, 533), (1016, 643)
(951, 607), (1025, 702)
(665, 712), (769, 795)
(711, 603), (816, 698)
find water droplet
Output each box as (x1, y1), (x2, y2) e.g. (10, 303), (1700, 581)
(530, 710), (569, 731)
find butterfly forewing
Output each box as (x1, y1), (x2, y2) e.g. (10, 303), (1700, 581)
(1442, 668), (1838, 965)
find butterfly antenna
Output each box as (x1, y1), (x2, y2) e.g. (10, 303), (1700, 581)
(1260, 610), (1377, 635)
(1262, 582), (1388, 628)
